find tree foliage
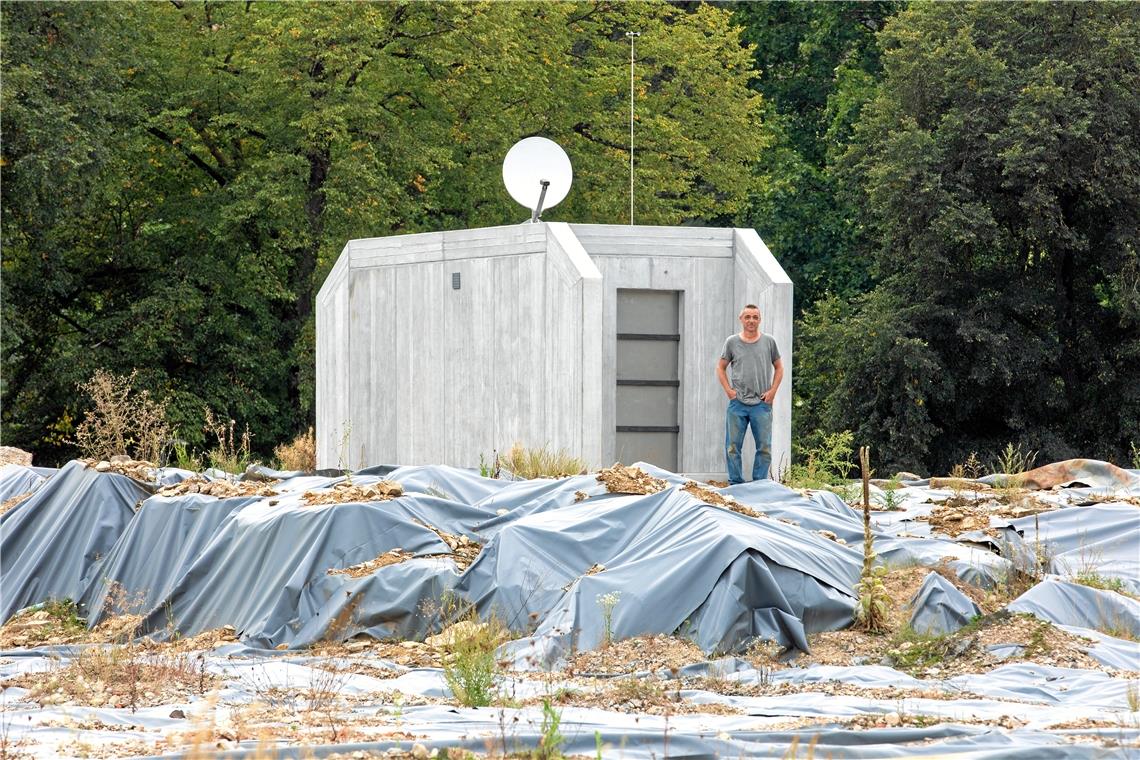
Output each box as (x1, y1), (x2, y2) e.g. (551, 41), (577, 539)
(798, 2), (1140, 472)
(2, 1), (763, 464)
(733, 1), (898, 310)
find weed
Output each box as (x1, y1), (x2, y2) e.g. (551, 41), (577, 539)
(204, 409), (253, 477)
(274, 427), (316, 472)
(442, 616), (507, 707)
(337, 421), (353, 485)
(305, 658), (351, 743)
(498, 443), (586, 479)
(480, 450), (501, 479)
(888, 625), (949, 670)
(39, 599), (87, 639)
(74, 369), (171, 463)
(22, 644), (212, 712)
(170, 440), (203, 472)
(993, 524), (1056, 602)
(853, 446), (891, 633)
(873, 475), (904, 510)
(1128, 681), (1140, 712)
(783, 430), (854, 490)
(1073, 571), (1126, 594)
(947, 464), (968, 501)
(596, 591), (621, 647)
(532, 698), (565, 760)
(1131, 441), (1140, 470)
(991, 442), (1036, 490)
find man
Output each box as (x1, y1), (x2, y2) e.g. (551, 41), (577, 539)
(716, 304), (783, 484)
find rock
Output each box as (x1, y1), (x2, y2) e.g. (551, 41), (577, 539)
(110, 454), (132, 464)
(0, 446), (33, 466)
(169, 709), (186, 719)
(346, 640), (369, 652)
(412, 744), (430, 760)
(884, 712), (900, 726)
(95, 461), (112, 472)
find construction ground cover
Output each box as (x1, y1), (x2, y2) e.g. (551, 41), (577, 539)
(0, 457), (1137, 758)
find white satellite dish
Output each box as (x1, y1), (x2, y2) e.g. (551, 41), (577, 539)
(502, 136), (573, 223)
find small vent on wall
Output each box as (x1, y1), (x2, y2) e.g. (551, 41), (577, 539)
(452, 272), (461, 290)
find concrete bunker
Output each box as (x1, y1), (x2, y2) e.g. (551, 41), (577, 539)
(316, 222), (791, 480)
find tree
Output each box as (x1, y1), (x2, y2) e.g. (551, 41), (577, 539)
(799, 2), (1140, 472)
(732, 1), (899, 310)
(2, 1), (764, 464)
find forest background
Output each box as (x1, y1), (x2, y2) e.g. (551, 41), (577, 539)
(3, 1), (1138, 474)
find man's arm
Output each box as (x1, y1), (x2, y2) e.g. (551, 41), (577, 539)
(760, 358), (784, 404)
(716, 358), (737, 400)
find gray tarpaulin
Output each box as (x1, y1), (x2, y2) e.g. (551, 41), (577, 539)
(908, 572), (982, 635)
(0, 461), (150, 621)
(1008, 578), (1140, 641)
(483, 486), (862, 668)
(0, 463), (49, 504)
(998, 503), (1140, 591)
(129, 488), (477, 647)
(79, 494), (254, 625)
(2, 458), (1139, 758)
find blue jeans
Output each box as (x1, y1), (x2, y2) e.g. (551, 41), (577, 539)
(725, 399), (772, 484)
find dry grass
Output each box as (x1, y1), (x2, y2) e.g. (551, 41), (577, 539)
(274, 427), (316, 472)
(73, 369), (171, 464)
(8, 644), (214, 711)
(498, 443), (586, 479)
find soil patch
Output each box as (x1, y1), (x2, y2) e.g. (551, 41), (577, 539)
(329, 549), (417, 578)
(568, 634), (707, 675)
(157, 477), (276, 499)
(0, 490), (34, 516)
(596, 464), (666, 495)
(81, 458), (157, 483)
(303, 480), (404, 506)
(681, 481), (762, 518)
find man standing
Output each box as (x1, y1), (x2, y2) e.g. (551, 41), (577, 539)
(716, 304), (783, 483)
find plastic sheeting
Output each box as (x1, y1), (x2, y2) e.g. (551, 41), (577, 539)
(0, 461), (150, 621)
(908, 572), (982, 636)
(466, 486), (861, 668)
(3, 457), (1140, 758)
(998, 503), (1140, 592)
(0, 463), (49, 504)
(2, 648), (1137, 759)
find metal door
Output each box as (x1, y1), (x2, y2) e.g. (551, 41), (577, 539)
(615, 289), (680, 470)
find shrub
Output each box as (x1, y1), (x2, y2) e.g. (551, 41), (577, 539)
(782, 430), (854, 489)
(74, 369), (171, 463)
(275, 427), (316, 472)
(441, 616), (506, 707)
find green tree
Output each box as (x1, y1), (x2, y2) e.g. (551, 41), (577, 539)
(800, 2), (1140, 472)
(733, 1), (899, 310)
(2, 1), (764, 464)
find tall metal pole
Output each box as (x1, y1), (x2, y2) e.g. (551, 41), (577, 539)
(626, 32), (640, 226)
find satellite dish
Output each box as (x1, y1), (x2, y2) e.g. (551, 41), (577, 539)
(502, 137), (573, 223)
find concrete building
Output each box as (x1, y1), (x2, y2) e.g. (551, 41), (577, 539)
(316, 222), (792, 481)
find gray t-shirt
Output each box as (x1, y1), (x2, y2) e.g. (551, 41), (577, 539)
(720, 334), (780, 405)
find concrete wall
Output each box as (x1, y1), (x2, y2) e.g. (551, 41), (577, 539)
(569, 224), (737, 477)
(316, 224), (602, 469)
(733, 229), (794, 479)
(316, 222), (792, 477)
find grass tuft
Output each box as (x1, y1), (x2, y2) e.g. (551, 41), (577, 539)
(497, 443), (586, 480)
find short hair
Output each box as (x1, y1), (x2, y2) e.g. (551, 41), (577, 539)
(740, 304), (760, 314)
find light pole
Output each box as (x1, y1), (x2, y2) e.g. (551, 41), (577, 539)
(626, 31), (640, 226)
